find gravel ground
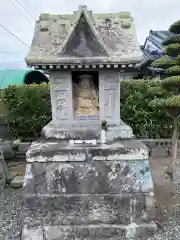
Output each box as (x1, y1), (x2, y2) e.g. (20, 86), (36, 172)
(1, 186), (180, 240)
(0, 187), (22, 240)
(154, 204), (180, 240)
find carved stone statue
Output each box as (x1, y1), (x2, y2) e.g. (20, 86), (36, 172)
(74, 74), (99, 116)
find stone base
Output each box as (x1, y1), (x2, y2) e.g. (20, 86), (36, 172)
(41, 119), (133, 141)
(22, 138), (156, 239)
(22, 223), (157, 240)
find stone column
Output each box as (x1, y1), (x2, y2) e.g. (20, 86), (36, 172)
(50, 71), (73, 122)
(99, 70), (120, 124)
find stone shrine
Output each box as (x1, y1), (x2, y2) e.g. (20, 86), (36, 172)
(22, 6), (157, 239)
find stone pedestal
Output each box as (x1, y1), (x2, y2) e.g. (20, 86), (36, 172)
(22, 136), (157, 239)
(41, 119), (133, 141)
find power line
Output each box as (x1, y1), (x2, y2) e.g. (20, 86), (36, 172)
(7, 0), (33, 23)
(0, 52), (27, 54)
(15, 0), (37, 18)
(0, 24), (30, 48)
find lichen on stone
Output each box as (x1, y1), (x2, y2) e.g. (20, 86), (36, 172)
(121, 19), (131, 28)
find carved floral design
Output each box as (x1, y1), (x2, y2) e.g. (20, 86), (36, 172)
(49, 23), (68, 45)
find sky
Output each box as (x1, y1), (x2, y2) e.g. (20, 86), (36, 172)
(0, 0), (180, 69)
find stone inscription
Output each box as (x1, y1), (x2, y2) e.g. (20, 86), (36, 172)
(104, 76), (117, 89)
(56, 91), (68, 120)
(104, 90), (115, 117)
(52, 73), (72, 121)
(103, 75), (117, 119)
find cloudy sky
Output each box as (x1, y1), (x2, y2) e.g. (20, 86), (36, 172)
(0, 0), (180, 69)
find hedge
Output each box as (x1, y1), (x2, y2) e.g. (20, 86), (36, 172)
(1, 84), (51, 140)
(1, 80), (174, 140)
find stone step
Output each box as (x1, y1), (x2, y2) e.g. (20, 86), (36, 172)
(22, 223), (157, 240)
(26, 139), (148, 163)
(23, 194), (155, 226)
(10, 175), (24, 188)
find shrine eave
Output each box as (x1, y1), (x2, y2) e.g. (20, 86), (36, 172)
(28, 63), (139, 71)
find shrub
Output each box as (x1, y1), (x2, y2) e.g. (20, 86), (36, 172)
(163, 36), (180, 46)
(120, 80), (171, 138)
(165, 65), (180, 75)
(164, 44), (180, 57)
(1, 83), (51, 140)
(0, 80), (174, 140)
(151, 56), (176, 69)
(169, 20), (180, 34)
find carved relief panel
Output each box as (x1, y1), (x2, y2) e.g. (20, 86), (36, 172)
(50, 72), (72, 121)
(104, 90), (115, 117)
(56, 91), (69, 120)
(99, 71), (120, 121)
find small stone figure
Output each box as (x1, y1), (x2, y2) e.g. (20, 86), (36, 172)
(74, 74), (99, 116)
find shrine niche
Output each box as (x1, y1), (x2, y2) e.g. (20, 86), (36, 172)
(72, 72), (99, 118)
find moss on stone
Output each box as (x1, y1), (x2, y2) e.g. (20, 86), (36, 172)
(121, 20), (131, 28)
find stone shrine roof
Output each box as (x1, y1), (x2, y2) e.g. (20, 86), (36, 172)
(25, 5), (144, 66)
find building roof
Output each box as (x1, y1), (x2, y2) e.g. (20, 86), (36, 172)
(140, 30), (178, 67)
(150, 30), (180, 40)
(0, 69), (33, 89)
(25, 5), (144, 66)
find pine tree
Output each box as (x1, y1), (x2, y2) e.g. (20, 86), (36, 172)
(150, 20), (180, 179)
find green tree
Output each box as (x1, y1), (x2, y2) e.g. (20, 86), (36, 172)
(150, 20), (180, 178)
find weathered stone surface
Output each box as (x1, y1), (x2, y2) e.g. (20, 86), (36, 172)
(22, 139), (156, 239)
(22, 225), (127, 240)
(25, 6), (144, 65)
(23, 194), (155, 226)
(23, 195), (130, 225)
(11, 175), (24, 188)
(24, 157), (152, 195)
(41, 119), (133, 141)
(0, 140), (15, 159)
(22, 223), (157, 240)
(6, 171), (18, 183)
(22, 138), (156, 239)
(44, 225), (127, 240)
(134, 225), (157, 239)
(26, 138), (148, 162)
